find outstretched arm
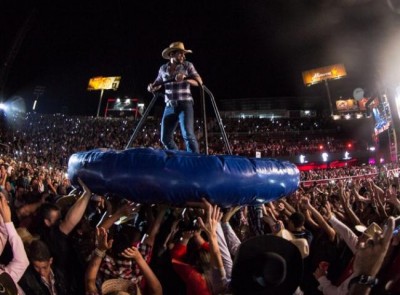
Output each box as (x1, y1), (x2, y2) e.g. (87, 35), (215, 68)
(0, 192), (29, 282)
(85, 227), (113, 294)
(142, 205), (168, 248)
(303, 197), (336, 242)
(59, 178), (92, 235)
(98, 201), (139, 230)
(121, 246), (163, 295)
(197, 199), (224, 273)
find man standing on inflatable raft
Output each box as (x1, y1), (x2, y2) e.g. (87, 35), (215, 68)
(147, 42), (203, 153)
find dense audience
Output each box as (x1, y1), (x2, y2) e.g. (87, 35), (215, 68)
(0, 112), (398, 294)
(1, 113), (358, 168)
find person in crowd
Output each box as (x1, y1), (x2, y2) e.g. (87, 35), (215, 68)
(85, 227), (162, 295)
(97, 203), (167, 293)
(348, 216), (395, 295)
(147, 41), (203, 153)
(31, 177), (93, 294)
(19, 239), (70, 295)
(0, 192), (29, 294)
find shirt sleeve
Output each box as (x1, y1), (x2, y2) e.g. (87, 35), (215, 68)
(317, 276), (340, 295)
(186, 62), (200, 78)
(216, 223), (233, 279)
(154, 65), (165, 84)
(4, 222), (29, 282)
(0, 215), (7, 254)
(317, 274), (354, 295)
(221, 222), (241, 257)
(328, 216), (358, 253)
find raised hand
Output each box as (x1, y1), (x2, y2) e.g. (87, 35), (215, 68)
(197, 198), (223, 237)
(221, 206), (241, 223)
(96, 227), (113, 252)
(116, 201), (140, 217)
(121, 246), (143, 261)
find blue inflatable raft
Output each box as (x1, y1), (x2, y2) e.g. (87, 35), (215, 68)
(67, 148), (299, 207)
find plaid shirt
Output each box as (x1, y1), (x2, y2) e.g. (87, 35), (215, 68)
(99, 243), (152, 285)
(154, 61), (200, 102)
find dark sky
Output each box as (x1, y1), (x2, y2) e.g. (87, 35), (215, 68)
(2, 0), (400, 115)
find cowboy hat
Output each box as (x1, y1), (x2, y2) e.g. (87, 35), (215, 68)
(162, 42), (192, 59)
(101, 278), (135, 295)
(231, 235), (303, 295)
(355, 222), (383, 238)
(275, 228), (309, 259)
(0, 272), (17, 295)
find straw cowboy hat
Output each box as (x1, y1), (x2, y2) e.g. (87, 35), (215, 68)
(355, 222), (383, 238)
(162, 42), (192, 59)
(275, 228), (310, 259)
(101, 278), (140, 295)
(231, 235), (303, 295)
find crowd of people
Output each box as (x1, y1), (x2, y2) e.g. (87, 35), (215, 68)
(0, 113), (359, 168)
(0, 111), (399, 294)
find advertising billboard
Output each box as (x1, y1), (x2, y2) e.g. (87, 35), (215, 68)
(302, 64), (347, 86)
(87, 76), (121, 91)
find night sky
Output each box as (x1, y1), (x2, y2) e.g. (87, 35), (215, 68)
(2, 0), (400, 115)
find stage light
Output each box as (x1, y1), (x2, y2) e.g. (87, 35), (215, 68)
(125, 99), (130, 104)
(299, 154), (306, 163)
(0, 103), (6, 111)
(322, 152), (328, 162)
(344, 114), (351, 120)
(332, 115), (341, 120)
(369, 146), (376, 151)
(319, 145), (324, 150)
(347, 143), (352, 148)
(356, 113), (363, 119)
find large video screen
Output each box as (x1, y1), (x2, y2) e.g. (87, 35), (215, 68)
(372, 99), (391, 135)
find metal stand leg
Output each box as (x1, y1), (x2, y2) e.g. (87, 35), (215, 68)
(125, 84), (232, 156)
(125, 92), (162, 149)
(199, 84), (209, 155)
(203, 85), (232, 155)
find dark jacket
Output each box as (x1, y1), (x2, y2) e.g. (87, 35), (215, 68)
(19, 265), (72, 295)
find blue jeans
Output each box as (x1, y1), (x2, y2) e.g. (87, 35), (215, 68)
(161, 100), (199, 153)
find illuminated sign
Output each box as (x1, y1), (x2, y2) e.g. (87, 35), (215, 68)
(336, 99), (357, 112)
(87, 76), (121, 91)
(302, 64), (347, 86)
